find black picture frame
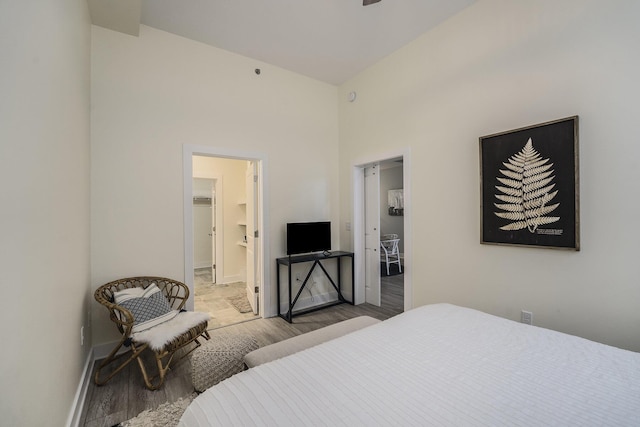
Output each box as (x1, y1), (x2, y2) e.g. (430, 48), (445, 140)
(480, 116), (579, 250)
(387, 189), (404, 216)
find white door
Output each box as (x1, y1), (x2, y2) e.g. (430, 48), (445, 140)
(193, 201), (212, 268)
(210, 186), (217, 283)
(245, 162), (258, 314)
(364, 165), (381, 306)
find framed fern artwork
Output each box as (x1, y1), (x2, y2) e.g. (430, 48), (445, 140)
(480, 116), (579, 250)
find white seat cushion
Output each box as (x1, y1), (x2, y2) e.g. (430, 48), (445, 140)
(131, 310), (210, 351)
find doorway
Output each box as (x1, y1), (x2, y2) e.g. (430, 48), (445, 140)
(378, 160), (405, 312)
(183, 145), (268, 328)
(353, 151), (412, 313)
(193, 177), (219, 282)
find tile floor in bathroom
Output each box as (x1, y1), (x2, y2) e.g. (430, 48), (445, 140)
(193, 268), (259, 329)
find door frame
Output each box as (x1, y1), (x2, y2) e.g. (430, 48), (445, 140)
(352, 148), (412, 311)
(245, 161), (259, 314)
(183, 144), (269, 317)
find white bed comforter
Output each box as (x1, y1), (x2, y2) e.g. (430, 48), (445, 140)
(179, 303), (640, 426)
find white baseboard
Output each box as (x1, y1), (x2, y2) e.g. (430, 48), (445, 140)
(67, 341), (131, 427)
(93, 339), (128, 361)
(221, 274), (243, 285)
(66, 348), (94, 427)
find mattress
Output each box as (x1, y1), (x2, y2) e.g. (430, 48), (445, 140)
(179, 303), (640, 426)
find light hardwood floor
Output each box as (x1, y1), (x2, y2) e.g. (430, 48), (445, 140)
(80, 273), (403, 427)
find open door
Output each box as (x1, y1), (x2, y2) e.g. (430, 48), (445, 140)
(364, 164), (381, 306)
(210, 186), (217, 283)
(245, 161), (259, 314)
(192, 178), (215, 275)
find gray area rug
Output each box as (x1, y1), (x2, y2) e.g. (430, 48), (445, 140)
(115, 393), (196, 427)
(226, 294), (252, 313)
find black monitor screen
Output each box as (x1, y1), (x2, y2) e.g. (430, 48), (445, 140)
(286, 222), (331, 255)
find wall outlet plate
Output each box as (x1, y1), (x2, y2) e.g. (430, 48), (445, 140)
(521, 310), (533, 325)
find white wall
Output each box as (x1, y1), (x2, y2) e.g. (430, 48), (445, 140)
(0, 0), (91, 425)
(91, 25), (340, 345)
(339, 0), (640, 351)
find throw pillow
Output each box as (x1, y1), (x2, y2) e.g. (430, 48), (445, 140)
(114, 284), (179, 333)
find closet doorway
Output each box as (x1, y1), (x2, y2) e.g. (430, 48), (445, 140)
(363, 159), (405, 310)
(184, 146), (267, 329)
(193, 177), (220, 283)
(378, 160), (405, 311)
(353, 150), (412, 313)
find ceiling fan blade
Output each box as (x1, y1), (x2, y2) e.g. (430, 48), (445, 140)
(363, 0), (381, 5)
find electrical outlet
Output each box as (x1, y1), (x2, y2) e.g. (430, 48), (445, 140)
(80, 326), (85, 346)
(521, 310), (533, 325)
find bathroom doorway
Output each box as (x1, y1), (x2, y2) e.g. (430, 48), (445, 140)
(184, 146), (267, 329)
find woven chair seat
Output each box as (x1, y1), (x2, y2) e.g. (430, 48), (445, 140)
(191, 334), (258, 392)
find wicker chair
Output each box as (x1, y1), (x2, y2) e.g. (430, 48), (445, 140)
(94, 276), (210, 390)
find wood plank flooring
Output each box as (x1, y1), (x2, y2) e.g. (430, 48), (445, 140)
(80, 274), (403, 426)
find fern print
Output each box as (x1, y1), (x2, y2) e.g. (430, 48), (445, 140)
(494, 138), (560, 232)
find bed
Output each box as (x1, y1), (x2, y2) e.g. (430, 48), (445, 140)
(179, 303), (640, 426)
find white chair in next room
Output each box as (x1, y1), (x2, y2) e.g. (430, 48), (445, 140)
(380, 237), (402, 276)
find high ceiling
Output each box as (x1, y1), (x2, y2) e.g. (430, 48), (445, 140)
(89, 0), (476, 85)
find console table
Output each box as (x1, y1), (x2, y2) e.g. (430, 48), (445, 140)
(276, 251), (354, 323)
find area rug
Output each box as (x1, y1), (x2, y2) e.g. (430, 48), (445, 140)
(115, 393), (196, 427)
(226, 294), (252, 313)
